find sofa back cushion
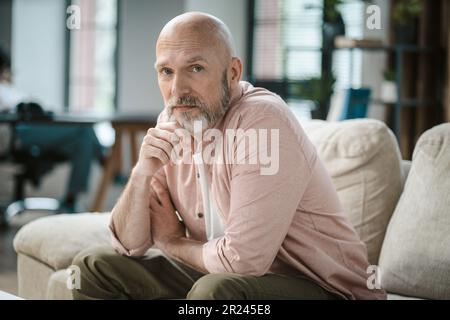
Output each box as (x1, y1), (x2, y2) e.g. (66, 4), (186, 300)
(378, 123), (450, 299)
(302, 119), (403, 264)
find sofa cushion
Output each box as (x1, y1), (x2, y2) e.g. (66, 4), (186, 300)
(378, 123), (450, 300)
(302, 119), (403, 264)
(14, 213), (111, 270)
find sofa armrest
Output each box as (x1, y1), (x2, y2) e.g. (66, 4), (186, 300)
(14, 213), (111, 270)
(401, 160), (412, 189)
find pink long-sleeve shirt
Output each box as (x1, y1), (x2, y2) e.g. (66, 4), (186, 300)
(110, 81), (387, 300)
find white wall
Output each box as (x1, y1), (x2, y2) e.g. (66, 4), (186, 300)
(11, 0), (66, 111)
(117, 0), (184, 115)
(184, 0), (248, 69)
(361, 0), (391, 120)
(362, 0), (390, 92)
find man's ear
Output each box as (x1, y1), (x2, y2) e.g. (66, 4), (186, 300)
(229, 57), (242, 87)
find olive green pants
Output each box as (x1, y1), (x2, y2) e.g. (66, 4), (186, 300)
(71, 246), (340, 300)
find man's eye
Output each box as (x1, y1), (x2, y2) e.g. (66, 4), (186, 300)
(192, 65), (203, 73)
(160, 68), (172, 75)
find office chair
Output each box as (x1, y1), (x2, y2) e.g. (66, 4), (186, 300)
(327, 88), (371, 122)
(339, 88), (371, 120)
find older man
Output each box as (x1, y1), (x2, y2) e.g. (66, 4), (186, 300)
(72, 12), (386, 300)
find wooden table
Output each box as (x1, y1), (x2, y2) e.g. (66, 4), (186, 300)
(90, 114), (157, 212)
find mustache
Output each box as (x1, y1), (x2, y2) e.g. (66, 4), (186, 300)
(167, 96), (205, 111)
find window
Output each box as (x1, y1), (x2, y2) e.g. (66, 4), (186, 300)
(252, 0), (282, 79)
(252, 0), (323, 80)
(332, 1), (364, 90)
(251, 0), (365, 95)
(284, 0), (323, 80)
(66, 0), (118, 113)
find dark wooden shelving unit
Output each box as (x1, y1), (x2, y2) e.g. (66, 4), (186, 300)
(334, 44), (442, 143)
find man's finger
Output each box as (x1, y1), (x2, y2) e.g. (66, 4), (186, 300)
(147, 128), (180, 145)
(147, 126), (178, 138)
(143, 135), (174, 158)
(156, 121), (181, 131)
(142, 145), (170, 164)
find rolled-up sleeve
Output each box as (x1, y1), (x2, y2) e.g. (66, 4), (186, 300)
(109, 219), (153, 257)
(202, 109), (314, 275)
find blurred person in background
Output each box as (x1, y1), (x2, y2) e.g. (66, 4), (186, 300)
(0, 46), (106, 212)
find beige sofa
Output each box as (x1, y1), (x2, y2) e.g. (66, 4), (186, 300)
(13, 119), (450, 300)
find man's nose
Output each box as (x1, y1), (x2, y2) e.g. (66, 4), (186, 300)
(171, 74), (191, 97)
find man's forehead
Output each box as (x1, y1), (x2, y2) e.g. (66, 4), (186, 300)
(155, 49), (212, 68)
(156, 35), (216, 55)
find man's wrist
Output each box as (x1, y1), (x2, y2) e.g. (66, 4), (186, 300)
(158, 235), (182, 254)
(162, 236), (208, 274)
(132, 162), (157, 178)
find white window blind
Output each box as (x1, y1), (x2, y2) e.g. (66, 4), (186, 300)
(252, 0), (364, 86)
(68, 0), (118, 113)
(283, 0), (323, 79)
(332, 1), (364, 89)
(253, 0), (283, 79)
(253, 0), (323, 80)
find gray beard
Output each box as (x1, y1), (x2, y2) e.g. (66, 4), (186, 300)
(167, 71), (231, 133)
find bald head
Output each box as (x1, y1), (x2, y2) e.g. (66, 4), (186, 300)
(157, 12), (236, 63)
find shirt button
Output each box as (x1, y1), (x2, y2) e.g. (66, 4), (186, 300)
(197, 212), (204, 218)
(197, 173), (200, 179)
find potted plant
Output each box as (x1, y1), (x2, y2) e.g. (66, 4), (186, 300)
(380, 70), (397, 103)
(392, 0), (423, 44)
